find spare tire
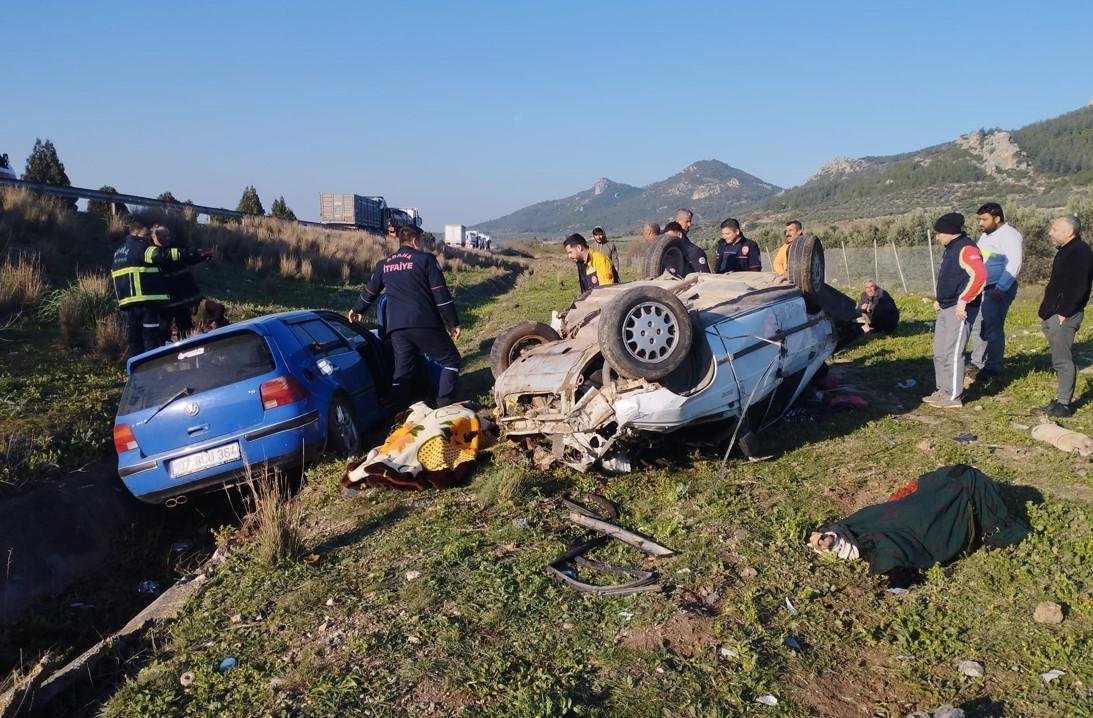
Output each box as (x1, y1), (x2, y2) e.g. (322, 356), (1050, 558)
(490, 321), (561, 379)
(641, 235), (688, 279)
(786, 234), (825, 301)
(598, 285), (694, 380)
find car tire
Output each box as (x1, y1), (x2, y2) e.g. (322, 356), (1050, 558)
(786, 234), (825, 302)
(598, 285), (694, 380)
(641, 235), (689, 279)
(490, 321), (561, 379)
(327, 395), (361, 457)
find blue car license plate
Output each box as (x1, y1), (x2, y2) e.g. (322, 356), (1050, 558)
(169, 442), (242, 479)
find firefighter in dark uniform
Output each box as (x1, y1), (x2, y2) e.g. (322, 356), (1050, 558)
(663, 221), (710, 275)
(348, 225), (462, 409)
(152, 224), (205, 339)
(111, 220), (210, 357)
(714, 218), (762, 273)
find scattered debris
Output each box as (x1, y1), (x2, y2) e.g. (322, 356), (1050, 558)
(512, 518), (529, 529)
(784, 597), (798, 615)
(655, 664), (668, 674)
(405, 570), (422, 582)
(896, 379), (917, 389)
(217, 657), (238, 673)
(179, 671), (195, 688)
(1031, 422), (1093, 457)
(923, 705), (966, 718)
(886, 587), (909, 595)
(136, 580), (162, 595)
(755, 694), (779, 706)
(546, 495), (675, 596)
(783, 636), (804, 653)
(1011, 422), (1030, 431)
(718, 646), (739, 659)
(406, 635), (421, 644)
(958, 660), (984, 678)
(303, 553), (321, 564)
(229, 613), (243, 623)
(1040, 668), (1066, 684)
(325, 597), (335, 607)
(1033, 601), (1064, 625)
(953, 433), (977, 444)
(618, 611), (634, 621)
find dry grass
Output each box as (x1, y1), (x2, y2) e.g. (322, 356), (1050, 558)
(244, 469), (305, 567)
(245, 255), (264, 273)
(278, 252), (298, 279)
(0, 253), (45, 316)
(339, 263), (351, 286)
(94, 314), (127, 361)
(56, 292), (83, 346)
(299, 257), (313, 282)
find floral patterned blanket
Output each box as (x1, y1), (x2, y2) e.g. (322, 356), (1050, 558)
(343, 402), (496, 491)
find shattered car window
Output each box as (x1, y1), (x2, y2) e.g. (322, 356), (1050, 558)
(119, 331), (275, 413)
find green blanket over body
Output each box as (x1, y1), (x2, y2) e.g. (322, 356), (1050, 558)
(823, 465), (1031, 575)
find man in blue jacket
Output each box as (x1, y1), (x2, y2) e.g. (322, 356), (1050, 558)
(348, 226), (462, 409)
(925, 213), (987, 409)
(714, 218), (761, 273)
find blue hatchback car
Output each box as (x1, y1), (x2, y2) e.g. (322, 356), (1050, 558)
(114, 308), (421, 504)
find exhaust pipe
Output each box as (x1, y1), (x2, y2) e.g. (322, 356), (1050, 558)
(164, 495), (189, 508)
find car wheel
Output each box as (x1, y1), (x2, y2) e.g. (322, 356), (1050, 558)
(641, 235), (688, 279)
(787, 234), (825, 302)
(490, 321), (561, 379)
(598, 285), (694, 380)
(327, 395), (361, 457)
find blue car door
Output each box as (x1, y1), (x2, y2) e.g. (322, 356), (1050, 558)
(321, 314), (389, 427)
(285, 318), (379, 425)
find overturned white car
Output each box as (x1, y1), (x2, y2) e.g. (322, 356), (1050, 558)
(490, 235), (860, 472)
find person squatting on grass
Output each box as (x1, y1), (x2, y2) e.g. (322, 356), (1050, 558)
(968, 202), (1023, 381)
(564, 233), (618, 292)
(348, 225), (462, 410)
(111, 219), (210, 357)
(924, 212), (987, 409)
(1035, 215), (1093, 418)
(714, 217), (761, 273)
(856, 279), (899, 334)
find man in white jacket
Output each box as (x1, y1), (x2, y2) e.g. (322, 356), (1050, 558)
(969, 202), (1022, 381)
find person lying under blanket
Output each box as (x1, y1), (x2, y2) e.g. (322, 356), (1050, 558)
(808, 464), (1030, 588)
(343, 402), (497, 491)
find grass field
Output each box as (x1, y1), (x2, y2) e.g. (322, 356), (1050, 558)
(70, 249), (1093, 717)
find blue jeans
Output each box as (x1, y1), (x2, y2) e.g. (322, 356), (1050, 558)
(970, 283), (1017, 373)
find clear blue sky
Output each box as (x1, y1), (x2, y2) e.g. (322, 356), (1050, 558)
(3, 0), (1091, 228)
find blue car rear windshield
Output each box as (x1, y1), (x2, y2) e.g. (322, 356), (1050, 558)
(119, 332), (275, 414)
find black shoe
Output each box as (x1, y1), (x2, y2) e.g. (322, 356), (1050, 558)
(1036, 401), (1073, 418)
(975, 369), (998, 382)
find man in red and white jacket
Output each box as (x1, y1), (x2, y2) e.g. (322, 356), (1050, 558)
(926, 212), (987, 408)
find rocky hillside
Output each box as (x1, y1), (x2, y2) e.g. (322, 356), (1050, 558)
(477, 160), (780, 238)
(756, 104), (1093, 224)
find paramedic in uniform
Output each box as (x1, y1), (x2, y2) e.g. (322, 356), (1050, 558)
(348, 225), (462, 409)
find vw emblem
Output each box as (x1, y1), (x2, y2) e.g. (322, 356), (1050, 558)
(184, 402), (200, 417)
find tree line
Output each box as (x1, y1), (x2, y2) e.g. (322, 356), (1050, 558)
(3, 138), (297, 221)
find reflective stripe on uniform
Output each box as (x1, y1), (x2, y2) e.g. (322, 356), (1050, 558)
(118, 294), (169, 306)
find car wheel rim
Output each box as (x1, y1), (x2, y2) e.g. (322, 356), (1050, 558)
(509, 336), (546, 364)
(621, 302), (678, 362)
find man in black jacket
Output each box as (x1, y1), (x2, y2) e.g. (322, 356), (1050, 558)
(1037, 215), (1093, 417)
(152, 224), (207, 340)
(663, 221), (710, 275)
(857, 279), (899, 333)
(349, 226), (462, 409)
(714, 218), (761, 273)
